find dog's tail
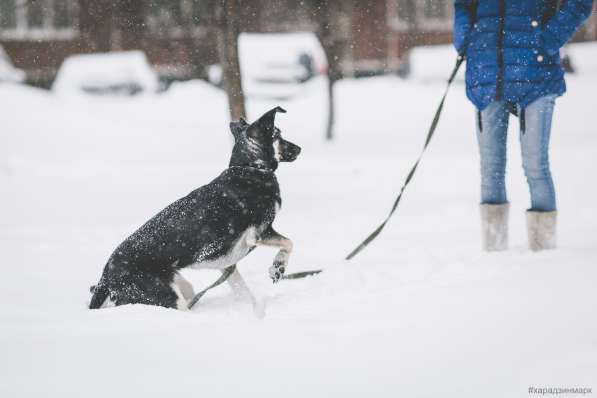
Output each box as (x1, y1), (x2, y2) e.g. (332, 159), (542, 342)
(89, 283), (109, 309)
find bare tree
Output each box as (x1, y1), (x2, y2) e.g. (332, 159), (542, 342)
(313, 0), (344, 141)
(216, 0), (246, 120)
(80, 0), (114, 52)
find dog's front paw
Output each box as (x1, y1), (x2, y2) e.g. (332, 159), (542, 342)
(269, 261), (285, 283)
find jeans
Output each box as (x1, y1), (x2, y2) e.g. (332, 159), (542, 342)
(476, 95), (557, 212)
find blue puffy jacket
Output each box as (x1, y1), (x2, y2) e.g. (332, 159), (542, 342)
(453, 0), (594, 110)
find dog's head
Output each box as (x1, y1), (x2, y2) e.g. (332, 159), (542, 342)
(229, 106), (301, 171)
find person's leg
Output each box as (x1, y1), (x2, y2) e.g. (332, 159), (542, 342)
(477, 101), (509, 203)
(520, 96), (557, 211)
(519, 95), (557, 250)
(476, 101), (510, 251)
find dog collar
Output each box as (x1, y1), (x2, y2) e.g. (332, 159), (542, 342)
(229, 165), (275, 174)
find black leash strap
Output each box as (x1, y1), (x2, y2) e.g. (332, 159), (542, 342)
(345, 55), (465, 260)
(189, 56), (465, 308)
(188, 265), (236, 309)
(282, 270), (323, 279)
(188, 265), (322, 309)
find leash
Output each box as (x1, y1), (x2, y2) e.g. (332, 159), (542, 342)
(188, 266), (322, 309)
(187, 265), (236, 309)
(189, 55), (465, 309)
(345, 55), (464, 260)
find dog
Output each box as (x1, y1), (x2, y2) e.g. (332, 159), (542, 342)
(89, 106), (300, 310)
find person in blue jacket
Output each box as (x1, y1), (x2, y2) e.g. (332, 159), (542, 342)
(453, 0), (594, 251)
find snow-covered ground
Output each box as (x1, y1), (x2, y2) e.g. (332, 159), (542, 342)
(1, 43), (596, 397)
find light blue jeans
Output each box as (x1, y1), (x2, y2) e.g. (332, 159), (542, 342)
(476, 95), (557, 212)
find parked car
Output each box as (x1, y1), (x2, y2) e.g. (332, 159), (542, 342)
(209, 32), (327, 100)
(52, 51), (160, 95)
(0, 46), (26, 84)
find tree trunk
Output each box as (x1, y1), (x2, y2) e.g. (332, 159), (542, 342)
(315, 0), (342, 141)
(217, 0), (246, 121)
(317, 36), (340, 141)
(81, 0), (114, 52)
(325, 72), (335, 141)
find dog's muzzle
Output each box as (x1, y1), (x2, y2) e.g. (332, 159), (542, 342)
(280, 140), (301, 162)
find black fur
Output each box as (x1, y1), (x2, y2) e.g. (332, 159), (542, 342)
(89, 106), (300, 309)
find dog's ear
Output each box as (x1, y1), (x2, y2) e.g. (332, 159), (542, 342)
(246, 106), (286, 140)
(229, 117), (249, 140)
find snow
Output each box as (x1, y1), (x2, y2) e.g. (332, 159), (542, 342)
(408, 44), (466, 82)
(1, 43), (597, 397)
(52, 50), (160, 95)
(566, 42), (597, 75)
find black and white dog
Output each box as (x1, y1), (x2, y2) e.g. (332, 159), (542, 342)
(89, 106), (300, 310)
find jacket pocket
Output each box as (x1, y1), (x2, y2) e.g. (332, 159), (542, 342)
(539, 29), (561, 57)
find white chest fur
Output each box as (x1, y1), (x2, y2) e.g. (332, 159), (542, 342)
(191, 226), (260, 270)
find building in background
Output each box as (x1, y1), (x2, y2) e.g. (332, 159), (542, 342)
(1, 0), (596, 87)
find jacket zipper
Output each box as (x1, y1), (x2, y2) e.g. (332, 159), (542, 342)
(496, 0), (506, 100)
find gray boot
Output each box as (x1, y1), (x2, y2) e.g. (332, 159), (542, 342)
(526, 210), (557, 251)
(480, 203), (509, 251)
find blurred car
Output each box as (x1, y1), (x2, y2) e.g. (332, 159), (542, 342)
(0, 45), (26, 84)
(52, 51), (160, 95)
(209, 32), (328, 100)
